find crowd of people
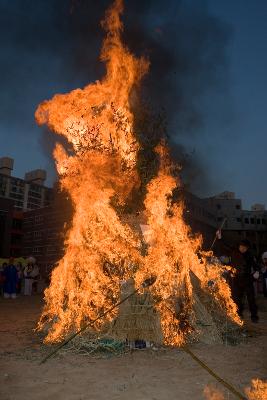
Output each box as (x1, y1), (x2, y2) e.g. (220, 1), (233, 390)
(0, 257), (39, 299)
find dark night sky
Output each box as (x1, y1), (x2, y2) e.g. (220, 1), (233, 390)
(0, 0), (266, 209)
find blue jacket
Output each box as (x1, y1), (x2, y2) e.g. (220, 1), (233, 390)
(3, 264), (18, 294)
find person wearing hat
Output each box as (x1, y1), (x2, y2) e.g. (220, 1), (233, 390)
(231, 239), (259, 323)
(24, 257), (39, 296)
(261, 251), (267, 297)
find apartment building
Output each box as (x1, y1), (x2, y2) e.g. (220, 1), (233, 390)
(0, 157), (53, 211)
(22, 190), (73, 275)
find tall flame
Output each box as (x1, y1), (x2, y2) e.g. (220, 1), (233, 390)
(36, 0), (240, 344)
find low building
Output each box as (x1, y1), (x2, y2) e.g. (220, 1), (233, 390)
(0, 198), (14, 258)
(0, 156), (53, 259)
(18, 184), (267, 275)
(202, 192), (267, 255)
(10, 209), (24, 257)
(0, 198), (23, 258)
(184, 192), (217, 250)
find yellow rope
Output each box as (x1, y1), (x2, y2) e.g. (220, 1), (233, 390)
(183, 346), (247, 400)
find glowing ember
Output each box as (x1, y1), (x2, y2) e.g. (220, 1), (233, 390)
(204, 379), (267, 400)
(36, 0), (240, 344)
(203, 385), (225, 400)
(245, 379), (267, 400)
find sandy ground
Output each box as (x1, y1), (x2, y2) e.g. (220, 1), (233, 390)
(0, 295), (266, 400)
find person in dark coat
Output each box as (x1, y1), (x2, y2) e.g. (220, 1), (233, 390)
(0, 262), (7, 296)
(231, 239), (259, 322)
(3, 258), (18, 299)
(15, 261), (23, 294)
(261, 251), (267, 297)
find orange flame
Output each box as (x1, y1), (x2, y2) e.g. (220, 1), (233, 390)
(36, 0), (240, 344)
(204, 379), (267, 400)
(245, 379), (267, 400)
(203, 385), (225, 400)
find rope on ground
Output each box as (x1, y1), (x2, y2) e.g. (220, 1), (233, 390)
(182, 346), (247, 400)
(40, 274), (247, 400)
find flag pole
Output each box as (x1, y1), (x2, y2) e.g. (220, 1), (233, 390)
(210, 217), (227, 250)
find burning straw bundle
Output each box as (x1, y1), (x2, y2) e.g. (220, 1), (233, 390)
(110, 278), (163, 344)
(190, 271), (240, 344)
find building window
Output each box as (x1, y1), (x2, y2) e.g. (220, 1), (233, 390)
(24, 217), (33, 225)
(47, 245), (56, 254)
(28, 191), (42, 198)
(250, 218), (255, 224)
(11, 233), (22, 245)
(12, 219), (22, 230)
(217, 217), (223, 222)
(262, 219), (266, 225)
(257, 219), (261, 224)
(0, 175), (8, 196)
(15, 201), (23, 208)
(29, 184), (42, 193)
(35, 215), (43, 223)
(236, 218), (241, 222)
(245, 218), (249, 224)
(33, 246), (42, 254)
(33, 231), (42, 238)
(236, 205), (241, 210)
(216, 204), (221, 210)
(10, 193), (23, 200)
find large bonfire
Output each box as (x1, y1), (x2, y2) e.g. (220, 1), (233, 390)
(36, 0), (241, 346)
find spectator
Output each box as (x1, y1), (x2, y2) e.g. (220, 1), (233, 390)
(0, 262), (7, 296)
(24, 257), (39, 295)
(3, 258), (18, 299)
(261, 252), (267, 298)
(31, 263), (40, 294)
(231, 239), (259, 323)
(16, 261), (23, 294)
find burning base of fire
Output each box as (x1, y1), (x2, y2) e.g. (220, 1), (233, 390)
(108, 257), (240, 347)
(35, 0), (241, 348)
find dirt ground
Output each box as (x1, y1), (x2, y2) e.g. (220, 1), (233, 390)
(0, 295), (266, 400)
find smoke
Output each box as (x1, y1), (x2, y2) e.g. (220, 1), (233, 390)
(65, 0), (231, 134)
(50, 0), (232, 192)
(0, 0), (231, 192)
(120, 0), (232, 192)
